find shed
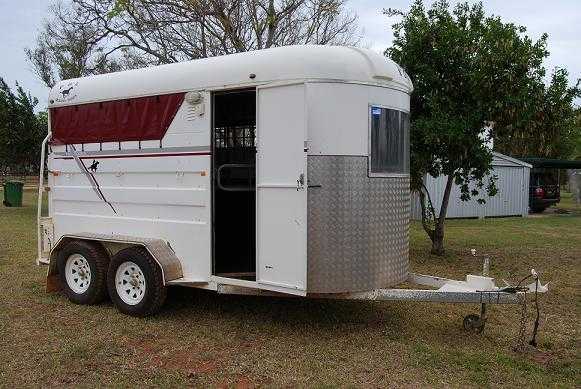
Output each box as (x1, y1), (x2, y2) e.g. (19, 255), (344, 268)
(411, 152), (531, 219)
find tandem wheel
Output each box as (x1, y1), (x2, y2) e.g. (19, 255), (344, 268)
(56, 240), (109, 305)
(107, 246), (167, 317)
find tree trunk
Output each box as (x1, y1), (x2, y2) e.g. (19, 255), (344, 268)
(430, 221), (445, 255)
(418, 185), (435, 241)
(430, 174), (455, 256)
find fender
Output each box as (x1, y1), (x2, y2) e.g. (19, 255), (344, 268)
(46, 233), (183, 292)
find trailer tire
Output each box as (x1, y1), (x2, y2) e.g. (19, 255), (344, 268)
(107, 246), (167, 317)
(57, 240), (109, 305)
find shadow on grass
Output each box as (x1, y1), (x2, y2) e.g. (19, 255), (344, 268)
(159, 285), (406, 332)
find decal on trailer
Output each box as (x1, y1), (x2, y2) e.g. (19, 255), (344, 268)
(54, 81), (79, 103)
(69, 145), (117, 214)
(88, 160), (99, 172)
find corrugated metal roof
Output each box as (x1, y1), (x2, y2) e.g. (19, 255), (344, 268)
(492, 152), (532, 168)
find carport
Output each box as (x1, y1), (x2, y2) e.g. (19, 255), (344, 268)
(520, 158), (581, 210)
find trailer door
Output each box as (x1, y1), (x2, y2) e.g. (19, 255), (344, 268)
(256, 84), (307, 296)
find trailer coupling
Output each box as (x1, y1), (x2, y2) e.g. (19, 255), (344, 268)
(328, 268), (548, 345)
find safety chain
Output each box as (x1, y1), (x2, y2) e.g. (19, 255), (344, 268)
(513, 290), (528, 352)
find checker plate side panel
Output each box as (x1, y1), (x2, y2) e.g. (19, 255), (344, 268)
(307, 156), (409, 293)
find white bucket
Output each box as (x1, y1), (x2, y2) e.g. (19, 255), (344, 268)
(466, 275), (496, 291)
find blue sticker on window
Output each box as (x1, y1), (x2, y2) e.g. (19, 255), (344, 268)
(371, 107), (382, 116)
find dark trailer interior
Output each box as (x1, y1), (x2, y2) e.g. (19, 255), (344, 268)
(212, 89), (257, 280)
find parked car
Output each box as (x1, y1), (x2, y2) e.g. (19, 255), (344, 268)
(529, 168), (560, 213)
(519, 157), (581, 214)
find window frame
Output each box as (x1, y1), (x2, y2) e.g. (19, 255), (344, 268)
(367, 103), (410, 178)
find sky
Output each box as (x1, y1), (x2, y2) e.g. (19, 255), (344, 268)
(1, 0), (580, 109)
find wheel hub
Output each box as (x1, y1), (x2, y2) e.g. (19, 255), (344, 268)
(115, 261), (146, 305)
(64, 254), (92, 294)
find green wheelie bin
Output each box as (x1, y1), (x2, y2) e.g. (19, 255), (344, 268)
(3, 181), (24, 207)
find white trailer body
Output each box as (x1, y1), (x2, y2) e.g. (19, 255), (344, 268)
(40, 45), (412, 295)
(37, 45), (543, 326)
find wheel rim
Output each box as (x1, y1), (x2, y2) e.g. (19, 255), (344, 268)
(115, 261), (146, 305)
(65, 254), (92, 294)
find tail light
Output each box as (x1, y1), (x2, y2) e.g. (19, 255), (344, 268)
(534, 187), (545, 198)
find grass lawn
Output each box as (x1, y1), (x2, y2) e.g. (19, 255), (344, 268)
(0, 189), (579, 387)
(555, 191), (581, 214)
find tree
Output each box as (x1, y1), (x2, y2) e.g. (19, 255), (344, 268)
(27, 0), (361, 87)
(0, 79), (47, 176)
(494, 68), (581, 159)
(573, 110), (581, 160)
(385, 0), (549, 255)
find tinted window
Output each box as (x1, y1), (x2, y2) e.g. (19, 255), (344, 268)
(370, 107), (409, 174)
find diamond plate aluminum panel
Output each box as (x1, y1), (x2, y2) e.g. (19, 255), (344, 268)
(307, 156), (409, 293)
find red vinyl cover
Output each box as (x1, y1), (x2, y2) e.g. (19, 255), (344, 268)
(50, 92), (185, 145)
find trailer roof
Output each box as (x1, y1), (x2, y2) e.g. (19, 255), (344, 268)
(48, 45), (413, 107)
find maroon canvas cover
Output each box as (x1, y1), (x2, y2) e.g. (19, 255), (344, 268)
(50, 92), (185, 145)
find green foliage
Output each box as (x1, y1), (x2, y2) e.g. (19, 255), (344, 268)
(494, 68), (581, 159)
(108, 0), (130, 19)
(0, 78), (47, 175)
(386, 0), (548, 195)
(384, 0), (551, 254)
(573, 109), (581, 160)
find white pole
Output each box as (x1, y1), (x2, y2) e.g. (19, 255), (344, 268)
(36, 129), (52, 265)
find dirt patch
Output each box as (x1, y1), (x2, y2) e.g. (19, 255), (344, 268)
(187, 360), (220, 378)
(529, 349), (554, 366)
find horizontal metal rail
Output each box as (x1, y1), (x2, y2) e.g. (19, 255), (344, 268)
(216, 282), (524, 304)
(318, 288), (522, 304)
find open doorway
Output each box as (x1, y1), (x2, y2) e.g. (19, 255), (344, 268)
(212, 89), (256, 281)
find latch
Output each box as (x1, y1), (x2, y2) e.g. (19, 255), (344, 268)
(296, 173), (305, 191)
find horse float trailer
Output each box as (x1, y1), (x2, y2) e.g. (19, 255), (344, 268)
(37, 45), (545, 333)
